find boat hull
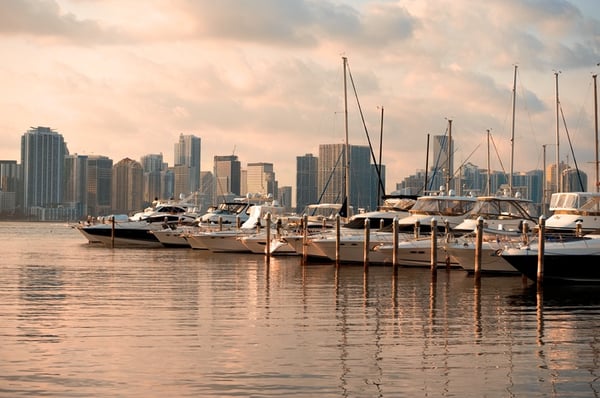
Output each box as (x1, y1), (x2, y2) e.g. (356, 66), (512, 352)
(79, 224), (163, 248)
(501, 254), (600, 283)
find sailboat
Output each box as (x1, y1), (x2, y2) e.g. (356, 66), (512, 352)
(544, 72), (600, 233)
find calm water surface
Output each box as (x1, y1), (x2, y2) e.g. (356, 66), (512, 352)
(1, 222), (599, 397)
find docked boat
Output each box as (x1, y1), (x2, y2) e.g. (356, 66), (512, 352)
(396, 190), (476, 232)
(446, 232), (524, 274)
(545, 192), (600, 233)
(454, 193), (538, 233)
(198, 195), (258, 225)
(374, 235), (459, 268)
(343, 195), (416, 229)
(447, 192), (537, 274)
(186, 202), (286, 252)
(500, 234), (600, 283)
(76, 200), (200, 248)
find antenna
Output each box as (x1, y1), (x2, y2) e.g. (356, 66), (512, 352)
(232, 145), (236, 156)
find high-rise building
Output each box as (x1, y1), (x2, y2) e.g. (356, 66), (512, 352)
(173, 164), (191, 199)
(20, 126), (69, 217)
(213, 155), (241, 202)
(86, 155), (113, 216)
(562, 167), (587, 192)
(430, 134), (454, 192)
(246, 162), (277, 197)
(278, 186), (292, 212)
(141, 153), (164, 204)
(112, 158), (144, 214)
(296, 153), (318, 213)
(546, 161), (569, 195)
(174, 134), (201, 193)
(0, 160), (18, 215)
(199, 171), (215, 210)
(318, 144), (375, 213)
(161, 168), (175, 200)
(64, 154), (88, 219)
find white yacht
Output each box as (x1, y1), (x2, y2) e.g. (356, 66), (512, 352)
(545, 192), (600, 233)
(454, 192), (538, 233)
(397, 190), (476, 232)
(186, 202), (286, 252)
(76, 200), (200, 248)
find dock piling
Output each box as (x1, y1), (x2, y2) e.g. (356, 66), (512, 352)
(363, 218), (370, 268)
(537, 216), (546, 286)
(430, 218), (438, 272)
(474, 216), (483, 281)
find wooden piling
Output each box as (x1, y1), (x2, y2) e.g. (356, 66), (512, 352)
(335, 214), (341, 264)
(111, 216), (115, 248)
(392, 216), (399, 270)
(265, 212), (271, 261)
(363, 218), (370, 268)
(537, 216), (545, 286)
(302, 214), (308, 264)
(414, 220), (421, 239)
(430, 218), (437, 271)
(521, 220), (529, 245)
(474, 216), (483, 281)
(219, 216), (223, 231)
(576, 220), (583, 238)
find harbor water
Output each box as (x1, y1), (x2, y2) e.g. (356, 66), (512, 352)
(1, 222), (599, 397)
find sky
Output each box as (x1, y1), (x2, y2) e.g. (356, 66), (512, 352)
(1, 0), (599, 192)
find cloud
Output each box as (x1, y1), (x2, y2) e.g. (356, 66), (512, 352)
(0, 0), (127, 44)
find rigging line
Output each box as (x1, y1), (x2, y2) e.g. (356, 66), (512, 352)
(316, 148), (345, 206)
(559, 104), (586, 191)
(452, 143), (482, 179)
(425, 124), (450, 192)
(346, 61), (386, 198)
(489, 133), (508, 176)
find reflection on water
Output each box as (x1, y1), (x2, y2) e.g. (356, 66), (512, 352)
(0, 222), (599, 397)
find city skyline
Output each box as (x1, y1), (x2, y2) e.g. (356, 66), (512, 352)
(0, 1), (598, 190)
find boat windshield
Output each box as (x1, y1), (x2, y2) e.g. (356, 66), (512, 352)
(549, 193), (579, 209)
(550, 192), (600, 212)
(301, 204), (342, 220)
(580, 195), (600, 214)
(379, 198), (416, 212)
(467, 199), (537, 219)
(410, 197), (474, 216)
(213, 202), (248, 214)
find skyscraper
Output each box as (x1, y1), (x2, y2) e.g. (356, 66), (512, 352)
(174, 134), (201, 193)
(430, 134), (454, 192)
(86, 155), (113, 216)
(64, 154), (88, 218)
(20, 126), (68, 216)
(318, 143), (374, 213)
(296, 154), (318, 213)
(213, 155), (241, 202)
(0, 160), (18, 215)
(112, 158), (144, 214)
(246, 162), (277, 197)
(141, 153), (164, 203)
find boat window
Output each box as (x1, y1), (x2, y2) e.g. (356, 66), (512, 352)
(550, 193), (578, 209)
(580, 195), (600, 212)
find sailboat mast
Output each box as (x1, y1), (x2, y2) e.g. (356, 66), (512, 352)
(487, 129), (491, 196)
(555, 71), (561, 193)
(510, 65), (517, 195)
(377, 106), (384, 206)
(446, 119), (453, 193)
(593, 73), (599, 192)
(343, 56), (350, 217)
(424, 134), (430, 194)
